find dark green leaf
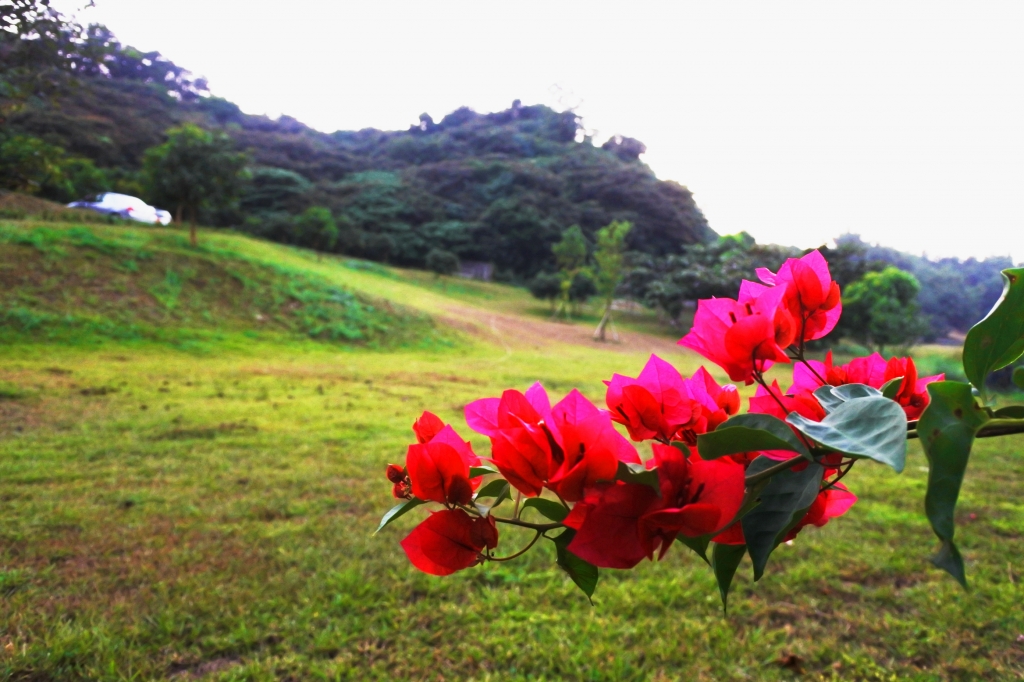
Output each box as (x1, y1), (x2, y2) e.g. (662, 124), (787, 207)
(614, 461), (661, 494)
(669, 441), (691, 457)
(551, 529), (598, 601)
(473, 480), (510, 516)
(474, 479), (510, 499)
(931, 540), (967, 588)
(741, 456), (823, 581)
(469, 465), (499, 477)
(993, 405), (1024, 419)
(787, 396), (908, 472)
(373, 498), (425, 535)
(1014, 366), (1024, 390)
(711, 542), (747, 613)
(881, 377), (904, 400)
(918, 381), (990, 588)
(963, 267), (1024, 395)
(521, 497), (568, 523)
(676, 534), (711, 565)
(697, 413), (810, 461)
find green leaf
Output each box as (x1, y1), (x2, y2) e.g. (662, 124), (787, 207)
(918, 381), (990, 588)
(469, 465), (499, 477)
(696, 413), (810, 461)
(473, 480), (510, 516)
(831, 383), (882, 402)
(474, 479), (510, 499)
(881, 377), (904, 400)
(521, 497), (568, 523)
(993, 405), (1024, 419)
(1014, 366), (1024, 390)
(373, 498), (425, 535)
(963, 267), (1024, 395)
(813, 385), (845, 413)
(614, 461), (661, 494)
(741, 456), (823, 581)
(787, 396), (908, 472)
(711, 542), (747, 613)
(676, 534), (711, 565)
(814, 383), (882, 414)
(551, 529), (598, 601)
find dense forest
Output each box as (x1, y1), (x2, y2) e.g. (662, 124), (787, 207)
(1, 1), (1016, 339)
(1, 9), (713, 280)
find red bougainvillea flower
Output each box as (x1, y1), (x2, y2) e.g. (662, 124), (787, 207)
(465, 383), (555, 496)
(565, 443), (745, 568)
(412, 411), (446, 444)
(678, 285), (793, 384)
(676, 367), (740, 444)
(605, 355), (705, 442)
(791, 351), (943, 420)
(405, 417), (481, 506)
(713, 481), (858, 546)
(546, 389), (641, 502)
(467, 385), (638, 500)
(385, 463), (411, 499)
(401, 508), (498, 576)
(754, 250), (842, 342)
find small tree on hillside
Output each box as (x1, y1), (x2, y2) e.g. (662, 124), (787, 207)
(292, 206), (338, 260)
(425, 248), (459, 279)
(529, 272), (563, 311)
(551, 225), (588, 320)
(143, 124), (247, 246)
(591, 220), (632, 341)
(840, 266), (929, 354)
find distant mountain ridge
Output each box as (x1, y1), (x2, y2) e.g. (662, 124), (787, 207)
(8, 68), (715, 279)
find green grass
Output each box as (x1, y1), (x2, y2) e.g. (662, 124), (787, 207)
(0, 220), (1021, 680)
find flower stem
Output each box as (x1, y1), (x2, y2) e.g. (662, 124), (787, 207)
(744, 454), (806, 486)
(492, 516), (564, 532)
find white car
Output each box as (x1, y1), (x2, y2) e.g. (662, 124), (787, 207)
(67, 192), (172, 225)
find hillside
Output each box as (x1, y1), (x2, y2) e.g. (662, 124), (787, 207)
(6, 57), (715, 280)
(0, 218), (439, 350)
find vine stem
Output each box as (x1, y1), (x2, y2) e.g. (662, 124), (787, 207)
(907, 419), (1024, 441)
(744, 454), (806, 486)
(491, 516), (563, 531)
(488, 530), (542, 562)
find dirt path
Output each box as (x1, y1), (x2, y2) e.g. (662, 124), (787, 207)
(435, 301), (693, 357)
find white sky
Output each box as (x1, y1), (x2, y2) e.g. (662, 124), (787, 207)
(57, 0), (1024, 262)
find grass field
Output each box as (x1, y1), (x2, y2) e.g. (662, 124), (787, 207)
(0, 221), (1022, 681)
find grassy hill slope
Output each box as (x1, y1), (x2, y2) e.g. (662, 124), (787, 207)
(0, 219), (441, 351)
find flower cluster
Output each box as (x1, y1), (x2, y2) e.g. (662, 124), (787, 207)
(379, 250), (953, 600)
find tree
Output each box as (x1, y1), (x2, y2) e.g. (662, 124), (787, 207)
(425, 248), (459, 279)
(591, 220), (632, 341)
(840, 266), (929, 354)
(142, 124), (247, 246)
(528, 272), (562, 311)
(291, 206), (338, 261)
(551, 225), (589, 320)
(0, 134), (65, 194)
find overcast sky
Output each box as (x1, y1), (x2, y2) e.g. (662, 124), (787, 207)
(57, 0), (1024, 262)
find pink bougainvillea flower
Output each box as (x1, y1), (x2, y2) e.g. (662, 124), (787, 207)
(547, 389), (640, 502)
(467, 385), (637, 499)
(755, 250), (842, 342)
(401, 509), (498, 576)
(790, 351), (942, 420)
(676, 367), (740, 445)
(746, 380), (826, 461)
(678, 285), (793, 384)
(605, 355), (703, 442)
(565, 443), (745, 568)
(405, 420), (481, 506)
(385, 463), (411, 499)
